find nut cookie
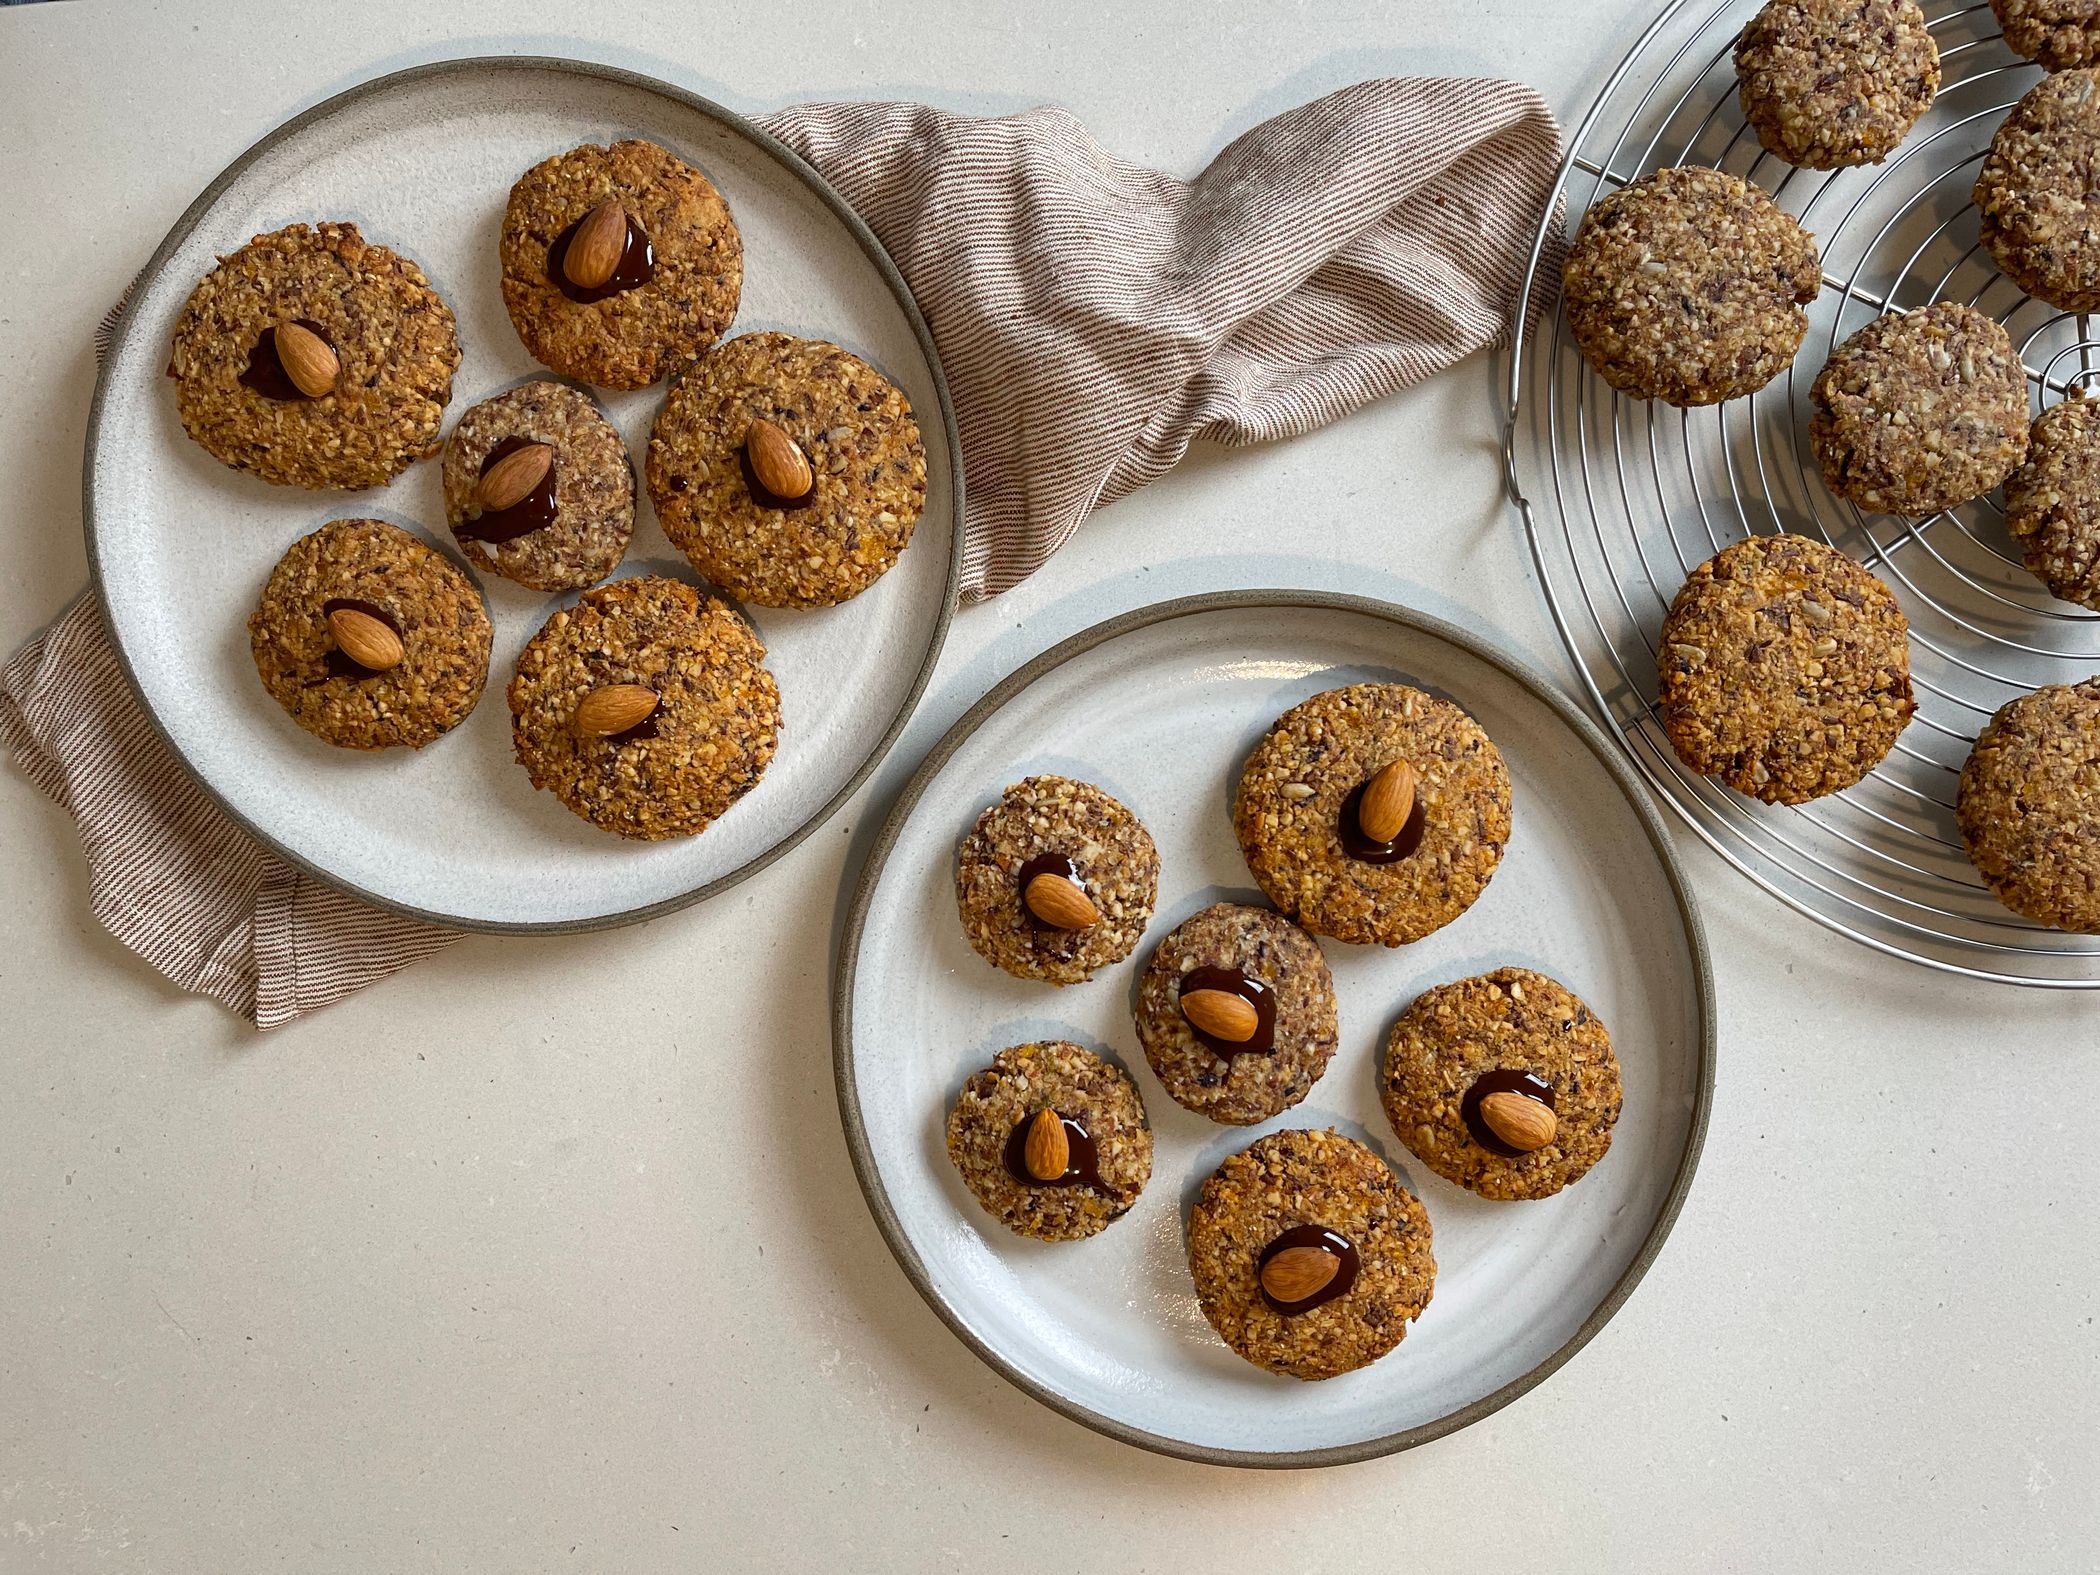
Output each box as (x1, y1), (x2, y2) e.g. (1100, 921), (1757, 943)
(945, 1041), (1153, 1243)
(248, 518), (490, 751)
(2004, 394), (2100, 608)
(501, 139), (743, 390)
(1735, 0), (1939, 168)
(441, 381), (635, 592)
(646, 332), (928, 608)
(1992, 0), (2100, 73)
(1380, 968), (1621, 1202)
(1977, 71), (2100, 311)
(1187, 1129), (1435, 1381)
(508, 576), (780, 840)
(170, 222), (460, 490)
(954, 775), (1159, 986)
(1659, 533), (1915, 803)
(1133, 903), (1338, 1126)
(1561, 165), (1821, 406)
(1810, 303), (2028, 514)
(1233, 683), (1512, 948)
(1957, 679), (2100, 931)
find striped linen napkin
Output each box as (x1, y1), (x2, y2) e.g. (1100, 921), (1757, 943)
(0, 77), (1563, 1027)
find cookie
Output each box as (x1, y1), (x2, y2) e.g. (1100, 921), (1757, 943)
(440, 381), (634, 593)
(1734, 0), (1939, 168)
(1658, 533), (1915, 803)
(954, 775), (1159, 986)
(1992, 0), (2100, 73)
(247, 518), (490, 751)
(169, 222), (460, 490)
(1957, 679), (2100, 932)
(1380, 968), (1621, 1202)
(646, 332), (928, 608)
(1977, 71), (2100, 311)
(2004, 394), (2100, 608)
(500, 139), (743, 390)
(1561, 165), (1821, 406)
(1186, 1129), (1435, 1381)
(1233, 683), (1512, 948)
(945, 1041), (1153, 1243)
(1809, 303), (2028, 514)
(507, 576), (780, 840)
(1133, 903), (1339, 1126)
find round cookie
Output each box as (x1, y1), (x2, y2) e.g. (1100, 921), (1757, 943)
(954, 775), (1159, 986)
(2004, 394), (2100, 608)
(1977, 71), (2100, 311)
(1734, 0), (1939, 169)
(1186, 1129), (1435, 1382)
(441, 381), (634, 593)
(1233, 683), (1512, 948)
(169, 222), (460, 490)
(1810, 302), (2028, 514)
(1658, 533), (1915, 804)
(1380, 968), (1621, 1202)
(1957, 679), (2100, 932)
(1560, 165), (1821, 406)
(1133, 903), (1339, 1126)
(500, 139), (743, 390)
(247, 518), (490, 751)
(1992, 0), (2100, 73)
(646, 332), (928, 608)
(507, 576), (780, 840)
(945, 1041), (1153, 1243)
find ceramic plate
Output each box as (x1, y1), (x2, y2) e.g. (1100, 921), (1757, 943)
(835, 593), (1713, 1466)
(86, 58), (959, 931)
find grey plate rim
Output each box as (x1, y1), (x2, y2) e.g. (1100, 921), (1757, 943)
(830, 589), (1718, 1469)
(80, 53), (964, 937)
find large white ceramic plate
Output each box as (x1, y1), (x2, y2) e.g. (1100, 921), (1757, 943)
(835, 594), (1713, 1466)
(86, 58), (959, 931)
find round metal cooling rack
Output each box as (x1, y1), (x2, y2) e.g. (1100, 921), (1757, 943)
(1506, 0), (2100, 987)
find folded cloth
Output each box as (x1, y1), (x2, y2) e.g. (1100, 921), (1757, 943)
(2, 77), (1563, 1027)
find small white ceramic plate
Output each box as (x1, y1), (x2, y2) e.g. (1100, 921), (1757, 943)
(835, 594), (1713, 1466)
(86, 59), (959, 931)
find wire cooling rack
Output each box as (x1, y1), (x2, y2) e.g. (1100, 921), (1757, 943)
(1505, 0), (2100, 986)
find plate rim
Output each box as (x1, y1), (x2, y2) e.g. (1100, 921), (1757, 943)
(830, 589), (1718, 1469)
(81, 53), (965, 936)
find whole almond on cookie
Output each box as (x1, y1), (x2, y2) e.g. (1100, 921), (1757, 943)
(1023, 1108), (1070, 1182)
(325, 605), (403, 672)
(1479, 1090), (1557, 1152)
(1357, 758), (1416, 844)
(573, 683), (659, 737)
(1180, 988), (1258, 1043)
(746, 418), (815, 501)
(475, 442), (553, 514)
(1024, 870), (1100, 930)
(564, 199), (628, 290)
(274, 321), (339, 398)
(1259, 1245), (1340, 1305)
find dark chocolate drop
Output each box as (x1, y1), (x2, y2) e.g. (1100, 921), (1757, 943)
(317, 597), (402, 681)
(1178, 966), (1278, 1056)
(1002, 1112), (1105, 1190)
(239, 319), (332, 402)
(547, 209), (655, 303)
(457, 435), (560, 544)
(1461, 1068), (1557, 1157)
(1338, 779), (1427, 864)
(1256, 1224), (1361, 1316)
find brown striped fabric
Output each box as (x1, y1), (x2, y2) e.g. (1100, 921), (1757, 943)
(3, 79), (1562, 1025)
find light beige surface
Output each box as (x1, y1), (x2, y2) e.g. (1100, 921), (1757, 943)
(0, 1), (2095, 1570)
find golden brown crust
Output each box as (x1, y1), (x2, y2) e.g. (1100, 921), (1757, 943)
(1977, 71), (2100, 312)
(1957, 679), (2100, 931)
(2004, 394), (2100, 608)
(1992, 0), (2100, 73)
(1734, 0), (1938, 169)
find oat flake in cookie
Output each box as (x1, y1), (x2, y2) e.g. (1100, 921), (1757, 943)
(501, 139), (743, 390)
(1993, 0), (2100, 74)
(508, 576), (780, 841)
(248, 519), (490, 751)
(2005, 394), (2100, 608)
(1734, 0), (1939, 169)
(1977, 71), (2100, 311)
(1957, 680), (2100, 932)
(441, 382), (634, 593)
(945, 1041), (1152, 1243)
(1810, 303), (2028, 514)
(1561, 165), (1820, 406)
(1187, 1129), (1434, 1381)
(169, 222), (460, 490)
(646, 332), (928, 608)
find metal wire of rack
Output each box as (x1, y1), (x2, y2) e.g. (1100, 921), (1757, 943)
(1505, 0), (2100, 986)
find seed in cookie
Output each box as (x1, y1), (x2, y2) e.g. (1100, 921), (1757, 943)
(1658, 533), (1915, 804)
(1957, 679), (2100, 932)
(169, 222), (460, 490)
(1978, 70), (2100, 311)
(507, 575), (780, 840)
(247, 518), (490, 751)
(1380, 968), (1621, 1202)
(500, 139), (743, 390)
(1561, 165), (1821, 406)
(1186, 1129), (1435, 1381)
(1992, 0), (2100, 73)
(953, 775), (1158, 986)
(647, 332), (929, 609)
(1734, 0), (1939, 169)
(1810, 303), (2028, 515)
(945, 1041), (1153, 1243)
(2004, 393), (2100, 608)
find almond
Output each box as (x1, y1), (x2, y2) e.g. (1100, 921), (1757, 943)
(1023, 1108), (1070, 1182)
(1479, 1090), (1557, 1152)
(563, 199), (628, 290)
(1023, 870), (1099, 930)
(325, 605), (403, 672)
(474, 442), (553, 514)
(746, 418), (815, 501)
(573, 683), (660, 737)
(1181, 988), (1258, 1043)
(1357, 757), (1416, 844)
(274, 321), (338, 398)
(1260, 1245), (1340, 1305)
